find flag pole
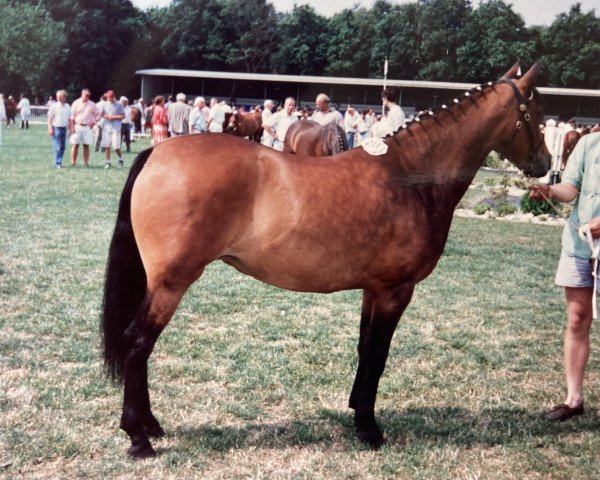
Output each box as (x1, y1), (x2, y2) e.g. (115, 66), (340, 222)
(382, 57), (388, 117)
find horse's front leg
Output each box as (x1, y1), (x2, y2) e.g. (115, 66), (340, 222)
(350, 284), (415, 448)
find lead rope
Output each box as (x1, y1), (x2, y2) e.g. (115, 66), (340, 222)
(578, 224), (600, 319)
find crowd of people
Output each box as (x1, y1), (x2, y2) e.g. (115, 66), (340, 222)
(1, 87), (408, 167)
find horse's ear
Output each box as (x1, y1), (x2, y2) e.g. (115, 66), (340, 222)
(502, 61), (520, 79)
(517, 62), (541, 93)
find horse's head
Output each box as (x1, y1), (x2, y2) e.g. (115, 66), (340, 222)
(492, 63), (551, 178)
(224, 112), (239, 134)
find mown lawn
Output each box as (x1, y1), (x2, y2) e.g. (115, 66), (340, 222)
(1, 125), (599, 479)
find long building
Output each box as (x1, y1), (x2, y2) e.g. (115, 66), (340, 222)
(136, 69), (600, 124)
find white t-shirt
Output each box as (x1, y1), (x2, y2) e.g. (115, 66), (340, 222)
(265, 110), (298, 142)
(310, 109), (344, 127)
(208, 104), (225, 133)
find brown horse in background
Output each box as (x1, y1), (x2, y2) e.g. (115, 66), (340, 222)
(101, 63), (550, 458)
(561, 129), (581, 168)
(4, 96), (17, 126)
(224, 110), (263, 142)
(130, 107), (142, 135)
(284, 120), (348, 156)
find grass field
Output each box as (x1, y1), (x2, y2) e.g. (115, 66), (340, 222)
(2, 125), (600, 479)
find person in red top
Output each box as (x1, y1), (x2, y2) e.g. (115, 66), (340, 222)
(151, 95), (168, 146)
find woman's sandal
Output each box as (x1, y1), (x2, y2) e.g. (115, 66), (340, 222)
(547, 403), (584, 422)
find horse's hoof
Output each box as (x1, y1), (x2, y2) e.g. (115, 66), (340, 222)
(357, 428), (385, 449)
(144, 423), (165, 438)
(127, 442), (158, 459)
(355, 417), (385, 449)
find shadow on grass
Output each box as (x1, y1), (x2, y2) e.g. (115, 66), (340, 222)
(168, 406), (600, 452)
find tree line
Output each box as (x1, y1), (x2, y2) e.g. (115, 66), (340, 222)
(0, 0), (598, 103)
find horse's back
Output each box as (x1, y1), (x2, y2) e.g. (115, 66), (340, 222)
(284, 120), (346, 156)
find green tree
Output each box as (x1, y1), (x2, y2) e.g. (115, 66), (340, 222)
(415, 0), (472, 80)
(0, 1), (65, 95)
(368, 1), (421, 80)
(457, 0), (536, 81)
(220, 0), (279, 72)
(270, 5), (328, 75)
(159, 0), (229, 71)
(539, 3), (600, 88)
(325, 7), (375, 78)
(20, 0), (145, 99)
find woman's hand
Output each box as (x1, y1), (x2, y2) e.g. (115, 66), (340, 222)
(528, 184), (551, 201)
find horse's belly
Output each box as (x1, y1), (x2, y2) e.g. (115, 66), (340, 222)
(221, 249), (366, 293)
(222, 226), (439, 293)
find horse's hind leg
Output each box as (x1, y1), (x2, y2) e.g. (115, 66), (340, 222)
(349, 290), (373, 410)
(350, 284), (414, 448)
(120, 282), (188, 458)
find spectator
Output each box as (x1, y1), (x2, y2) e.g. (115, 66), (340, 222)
(382, 88), (405, 133)
(261, 99), (275, 147)
(168, 93), (191, 136)
(189, 97), (207, 134)
(344, 105), (360, 149)
(0, 94), (5, 145)
(356, 109), (373, 146)
(262, 97), (297, 151)
(46, 95), (56, 107)
(151, 95), (168, 145)
(94, 94), (108, 152)
(99, 90), (125, 168)
(165, 95), (174, 113)
(143, 101), (153, 134)
(529, 132), (600, 422)
(47, 89), (72, 170)
(120, 96), (132, 152)
(17, 94), (31, 130)
(310, 93), (343, 127)
(69, 88), (100, 167)
(207, 98), (225, 133)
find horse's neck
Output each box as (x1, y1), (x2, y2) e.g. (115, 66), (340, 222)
(390, 93), (506, 207)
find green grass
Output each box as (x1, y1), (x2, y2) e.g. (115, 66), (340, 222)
(2, 125), (599, 479)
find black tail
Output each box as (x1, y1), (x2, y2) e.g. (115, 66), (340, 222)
(101, 147), (153, 383)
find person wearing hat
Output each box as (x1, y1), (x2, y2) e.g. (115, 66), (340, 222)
(98, 90), (125, 168)
(120, 96), (132, 152)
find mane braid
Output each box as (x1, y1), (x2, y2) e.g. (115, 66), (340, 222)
(398, 80), (498, 134)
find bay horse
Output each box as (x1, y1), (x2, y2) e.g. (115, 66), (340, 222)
(284, 119), (348, 156)
(102, 63), (550, 458)
(130, 107), (142, 135)
(561, 129), (581, 169)
(224, 109), (263, 142)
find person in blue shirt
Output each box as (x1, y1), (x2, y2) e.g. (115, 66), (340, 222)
(530, 131), (600, 422)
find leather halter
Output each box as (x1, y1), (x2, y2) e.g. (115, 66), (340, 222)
(498, 77), (544, 161)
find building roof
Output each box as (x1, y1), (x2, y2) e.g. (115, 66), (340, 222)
(136, 68), (600, 98)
